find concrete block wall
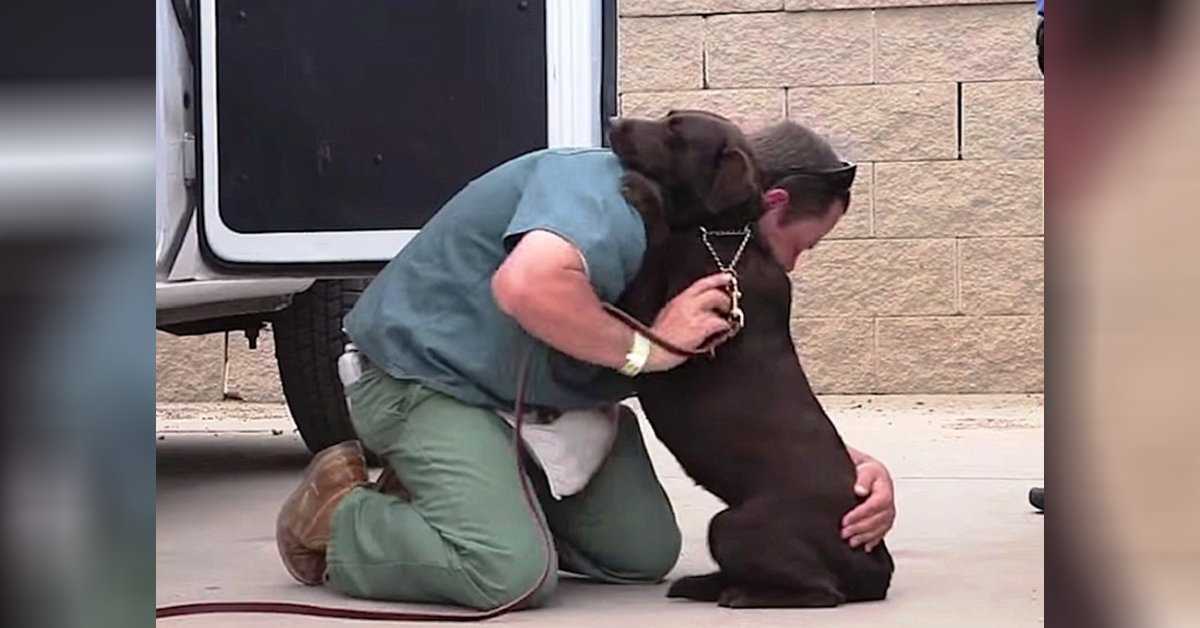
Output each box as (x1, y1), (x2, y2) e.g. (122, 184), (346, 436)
(619, 0), (1044, 393)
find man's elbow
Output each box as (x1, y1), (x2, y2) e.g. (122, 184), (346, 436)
(491, 264), (531, 318)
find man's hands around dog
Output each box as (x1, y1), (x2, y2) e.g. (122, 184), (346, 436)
(841, 453), (896, 553)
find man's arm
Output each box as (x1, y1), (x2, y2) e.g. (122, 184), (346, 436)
(492, 230), (732, 373)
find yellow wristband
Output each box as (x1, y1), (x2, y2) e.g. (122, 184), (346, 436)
(619, 332), (651, 377)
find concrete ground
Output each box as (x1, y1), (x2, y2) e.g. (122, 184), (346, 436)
(156, 394), (1044, 627)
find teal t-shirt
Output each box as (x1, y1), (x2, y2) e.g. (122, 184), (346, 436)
(343, 148), (647, 411)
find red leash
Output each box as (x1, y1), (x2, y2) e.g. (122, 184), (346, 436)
(601, 304), (711, 358)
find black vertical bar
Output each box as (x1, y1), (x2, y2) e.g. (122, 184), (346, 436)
(601, 0), (617, 146)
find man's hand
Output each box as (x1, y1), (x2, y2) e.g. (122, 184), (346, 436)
(841, 449), (896, 553)
(644, 273), (734, 372)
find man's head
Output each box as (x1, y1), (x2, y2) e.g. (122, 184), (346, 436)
(609, 110), (763, 230)
(749, 121), (855, 271)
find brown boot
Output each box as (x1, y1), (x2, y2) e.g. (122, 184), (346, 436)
(276, 440), (369, 585)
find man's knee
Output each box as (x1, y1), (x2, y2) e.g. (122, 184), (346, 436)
(601, 519), (682, 582)
(632, 522), (682, 580)
(603, 405), (682, 581)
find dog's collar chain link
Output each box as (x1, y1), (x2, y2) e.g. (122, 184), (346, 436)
(699, 225), (753, 274)
(699, 225), (753, 336)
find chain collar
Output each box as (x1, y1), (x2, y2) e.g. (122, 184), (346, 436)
(698, 225), (753, 339)
(699, 225), (753, 275)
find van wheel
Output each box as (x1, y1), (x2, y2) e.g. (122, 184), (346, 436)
(272, 278), (370, 455)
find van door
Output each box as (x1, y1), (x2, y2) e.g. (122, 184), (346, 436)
(195, 0), (616, 268)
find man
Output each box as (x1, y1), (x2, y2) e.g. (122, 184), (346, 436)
(275, 119), (897, 610)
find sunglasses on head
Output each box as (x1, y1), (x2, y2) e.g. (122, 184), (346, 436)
(778, 161), (857, 192)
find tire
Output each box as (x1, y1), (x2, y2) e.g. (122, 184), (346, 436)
(272, 278), (370, 454)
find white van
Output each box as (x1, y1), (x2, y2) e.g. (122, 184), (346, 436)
(155, 0), (616, 453)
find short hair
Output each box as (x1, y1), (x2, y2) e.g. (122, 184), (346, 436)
(748, 120), (852, 220)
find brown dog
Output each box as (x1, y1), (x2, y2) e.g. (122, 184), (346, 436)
(609, 111), (894, 608)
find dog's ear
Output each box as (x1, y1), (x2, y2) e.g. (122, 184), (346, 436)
(705, 147), (759, 214)
(621, 171), (670, 247)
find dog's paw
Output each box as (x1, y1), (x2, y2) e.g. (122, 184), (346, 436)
(717, 585), (845, 609)
(666, 573), (725, 602)
(620, 172), (670, 246)
(716, 585), (753, 608)
(620, 172), (665, 214)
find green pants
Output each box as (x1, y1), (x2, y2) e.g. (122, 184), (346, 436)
(325, 363), (682, 610)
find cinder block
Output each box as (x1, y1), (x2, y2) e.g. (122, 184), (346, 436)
(962, 80), (1044, 160)
(788, 83), (958, 162)
(786, 0), (1023, 10)
(959, 237), (1044, 315)
(706, 11), (873, 88)
(619, 17), (705, 92)
(790, 238), (957, 316)
(876, 4), (1042, 82)
(874, 160), (1043, 237)
(155, 332), (225, 403)
(876, 316), (1044, 392)
(791, 317), (875, 393)
(620, 88), (785, 131)
(621, 0), (784, 15)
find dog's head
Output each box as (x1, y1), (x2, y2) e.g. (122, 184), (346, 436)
(609, 110), (763, 232)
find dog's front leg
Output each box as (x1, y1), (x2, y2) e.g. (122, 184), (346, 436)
(620, 170), (669, 247)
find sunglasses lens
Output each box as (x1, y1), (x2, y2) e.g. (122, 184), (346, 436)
(781, 162), (856, 191)
(837, 164), (857, 189)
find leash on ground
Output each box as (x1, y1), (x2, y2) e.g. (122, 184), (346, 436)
(155, 303), (702, 621)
